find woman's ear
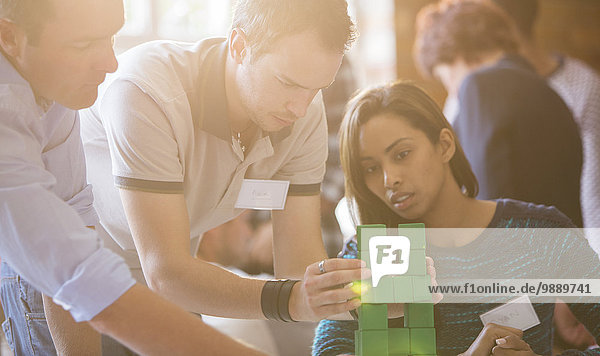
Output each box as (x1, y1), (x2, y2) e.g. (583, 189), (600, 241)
(438, 128), (456, 163)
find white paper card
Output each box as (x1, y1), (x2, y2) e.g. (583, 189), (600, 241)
(235, 179), (290, 210)
(480, 295), (540, 331)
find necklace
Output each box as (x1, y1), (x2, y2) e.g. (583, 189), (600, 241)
(233, 131), (246, 153)
(231, 122), (254, 154)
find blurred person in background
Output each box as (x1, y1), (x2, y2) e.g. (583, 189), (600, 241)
(414, 0), (595, 352)
(413, 0), (583, 227)
(444, 0), (600, 252)
(492, 0), (600, 350)
(491, 0), (600, 256)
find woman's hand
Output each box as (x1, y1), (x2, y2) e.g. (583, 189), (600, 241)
(289, 258), (370, 321)
(426, 256), (443, 304)
(459, 323), (524, 356)
(492, 334), (538, 355)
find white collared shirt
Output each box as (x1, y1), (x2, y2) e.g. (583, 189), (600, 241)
(0, 53), (135, 322)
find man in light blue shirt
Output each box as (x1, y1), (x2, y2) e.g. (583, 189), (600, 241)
(0, 0), (265, 354)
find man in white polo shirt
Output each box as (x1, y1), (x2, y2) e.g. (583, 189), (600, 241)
(80, 0), (365, 336)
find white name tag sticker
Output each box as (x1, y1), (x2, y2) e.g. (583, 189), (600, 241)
(235, 179), (290, 210)
(480, 295), (540, 331)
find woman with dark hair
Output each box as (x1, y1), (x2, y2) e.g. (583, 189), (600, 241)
(312, 81), (600, 356)
(339, 80), (479, 229)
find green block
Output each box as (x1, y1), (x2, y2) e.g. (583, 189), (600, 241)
(358, 249), (373, 270)
(354, 330), (361, 355)
(359, 273), (395, 303)
(388, 328), (410, 354)
(409, 328), (436, 355)
(412, 275), (433, 302)
(393, 276), (414, 303)
(355, 329), (389, 356)
(357, 224), (387, 251)
(397, 223), (426, 249)
(404, 303), (434, 328)
(406, 249), (426, 276)
(357, 303), (388, 330)
(373, 276), (395, 303)
(397, 223), (425, 230)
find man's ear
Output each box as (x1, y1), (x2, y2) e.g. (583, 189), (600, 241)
(0, 19), (25, 59)
(228, 28), (249, 64)
(438, 128), (456, 163)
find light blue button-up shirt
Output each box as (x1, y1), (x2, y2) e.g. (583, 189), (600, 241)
(0, 53), (135, 322)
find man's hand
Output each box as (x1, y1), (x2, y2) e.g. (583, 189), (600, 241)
(459, 323), (524, 356)
(288, 256), (440, 321)
(288, 258), (369, 321)
(492, 334), (538, 355)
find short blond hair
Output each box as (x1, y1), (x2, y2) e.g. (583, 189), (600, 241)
(1, 0), (54, 44)
(231, 0), (357, 59)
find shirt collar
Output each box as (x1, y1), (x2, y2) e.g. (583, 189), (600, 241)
(497, 53), (536, 73)
(0, 51), (28, 87)
(0, 52), (55, 119)
(0, 51), (55, 115)
(197, 39), (292, 145)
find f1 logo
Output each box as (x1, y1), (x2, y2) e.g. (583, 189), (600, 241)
(368, 236), (411, 287)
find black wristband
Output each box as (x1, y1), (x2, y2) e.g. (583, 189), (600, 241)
(261, 279), (300, 322)
(261, 280), (282, 321)
(278, 279), (299, 322)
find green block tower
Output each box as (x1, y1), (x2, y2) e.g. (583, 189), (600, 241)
(354, 224), (437, 356)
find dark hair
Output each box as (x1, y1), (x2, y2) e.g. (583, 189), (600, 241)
(231, 0), (357, 59)
(491, 0), (539, 40)
(413, 0), (519, 77)
(0, 0), (54, 44)
(339, 81), (478, 227)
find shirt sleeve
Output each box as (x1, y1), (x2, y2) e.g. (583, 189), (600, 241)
(0, 108), (135, 322)
(579, 77), (600, 231)
(313, 236), (359, 355)
(272, 94), (328, 196)
(99, 79), (185, 194)
(312, 319), (358, 356)
(66, 115), (99, 226)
